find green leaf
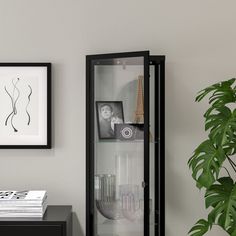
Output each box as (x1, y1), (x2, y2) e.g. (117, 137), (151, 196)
(188, 140), (226, 189)
(224, 139), (236, 155)
(196, 79), (236, 109)
(190, 78), (236, 236)
(205, 106), (236, 147)
(231, 228), (236, 236)
(205, 177), (236, 233)
(188, 219), (210, 236)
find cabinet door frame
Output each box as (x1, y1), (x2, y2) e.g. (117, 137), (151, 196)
(86, 51), (153, 236)
(150, 56), (165, 236)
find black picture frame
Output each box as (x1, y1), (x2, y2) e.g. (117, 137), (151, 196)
(96, 101), (124, 139)
(0, 63), (51, 149)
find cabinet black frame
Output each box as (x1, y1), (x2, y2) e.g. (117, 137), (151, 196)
(86, 51), (165, 236)
(150, 56), (165, 236)
(0, 205), (72, 236)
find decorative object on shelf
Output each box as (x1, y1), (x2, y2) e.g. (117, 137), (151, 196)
(115, 152), (144, 221)
(188, 78), (236, 236)
(115, 151), (143, 189)
(133, 75), (153, 141)
(0, 190), (47, 217)
(0, 63), (51, 148)
(95, 174), (146, 221)
(95, 174), (123, 220)
(96, 101), (124, 139)
(119, 184), (143, 221)
(115, 123), (144, 141)
(133, 75), (144, 123)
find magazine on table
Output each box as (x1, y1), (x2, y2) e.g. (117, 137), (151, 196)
(0, 191), (47, 217)
(0, 191), (46, 201)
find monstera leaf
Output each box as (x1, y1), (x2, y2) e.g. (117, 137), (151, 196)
(224, 138), (236, 155)
(196, 78), (236, 110)
(205, 106), (236, 147)
(188, 219), (210, 236)
(189, 78), (236, 236)
(188, 140), (226, 189)
(196, 78), (236, 119)
(205, 177), (236, 234)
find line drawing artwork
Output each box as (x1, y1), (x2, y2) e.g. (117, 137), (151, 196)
(26, 85), (32, 125)
(4, 78), (20, 132)
(4, 78), (33, 132)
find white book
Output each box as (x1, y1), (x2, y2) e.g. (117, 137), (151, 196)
(0, 199), (47, 207)
(0, 203), (47, 213)
(0, 212), (45, 217)
(0, 205), (47, 217)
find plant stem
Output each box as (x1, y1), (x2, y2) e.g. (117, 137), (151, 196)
(226, 155), (236, 173)
(227, 155), (236, 167)
(222, 166), (231, 178)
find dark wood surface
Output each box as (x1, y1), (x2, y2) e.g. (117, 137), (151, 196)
(0, 205), (72, 236)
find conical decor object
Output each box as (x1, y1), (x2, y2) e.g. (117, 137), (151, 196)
(134, 75), (144, 123)
(133, 75), (153, 141)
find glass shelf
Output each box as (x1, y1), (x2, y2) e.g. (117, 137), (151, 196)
(93, 140), (159, 144)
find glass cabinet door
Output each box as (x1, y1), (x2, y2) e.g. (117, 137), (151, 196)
(86, 51), (164, 236)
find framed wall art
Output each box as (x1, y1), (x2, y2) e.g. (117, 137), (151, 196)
(96, 101), (124, 139)
(0, 63), (51, 148)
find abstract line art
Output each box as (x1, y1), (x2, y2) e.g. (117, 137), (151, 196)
(4, 78), (20, 132)
(4, 78), (33, 132)
(26, 85), (32, 125)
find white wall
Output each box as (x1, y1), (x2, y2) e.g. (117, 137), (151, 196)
(0, 0), (235, 235)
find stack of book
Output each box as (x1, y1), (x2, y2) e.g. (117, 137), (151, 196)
(0, 190), (47, 217)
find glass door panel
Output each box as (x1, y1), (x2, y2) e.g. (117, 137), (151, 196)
(92, 55), (147, 236)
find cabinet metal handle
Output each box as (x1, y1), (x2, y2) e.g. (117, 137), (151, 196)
(142, 181), (147, 188)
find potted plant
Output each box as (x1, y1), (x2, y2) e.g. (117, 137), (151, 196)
(188, 78), (236, 236)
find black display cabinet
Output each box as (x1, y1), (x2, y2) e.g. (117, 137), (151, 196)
(86, 51), (165, 236)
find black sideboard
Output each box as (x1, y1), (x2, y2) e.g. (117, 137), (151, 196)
(0, 205), (72, 236)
